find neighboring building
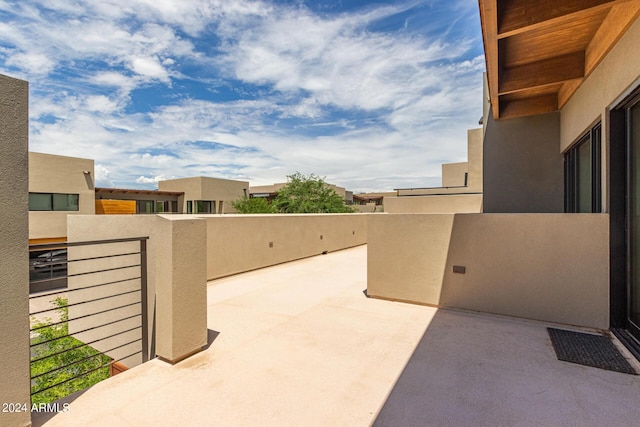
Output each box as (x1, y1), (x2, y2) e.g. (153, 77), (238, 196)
(29, 156), (250, 242)
(352, 192), (395, 213)
(95, 188), (184, 214)
(383, 127), (484, 213)
(29, 152), (95, 243)
(159, 176), (249, 214)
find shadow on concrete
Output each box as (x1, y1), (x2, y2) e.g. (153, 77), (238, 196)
(31, 388), (89, 427)
(362, 289), (370, 298)
(372, 309), (640, 427)
(202, 329), (220, 351)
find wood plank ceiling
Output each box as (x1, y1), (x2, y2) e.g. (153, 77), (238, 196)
(479, 0), (640, 119)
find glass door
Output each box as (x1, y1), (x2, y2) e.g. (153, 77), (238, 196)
(629, 101), (640, 340)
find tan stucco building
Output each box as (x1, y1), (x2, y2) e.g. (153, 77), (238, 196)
(29, 152), (95, 243)
(159, 176), (249, 214)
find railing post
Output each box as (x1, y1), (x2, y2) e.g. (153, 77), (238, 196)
(140, 238), (149, 362)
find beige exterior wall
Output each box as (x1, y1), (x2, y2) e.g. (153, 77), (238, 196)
(0, 75), (31, 427)
(159, 176), (248, 214)
(561, 15), (640, 152)
(560, 15), (640, 212)
(368, 213), (609, 329)
(29, 152), (95, 240)
(202, 214), (367, 279)
(67, 215), (208, 365)
(384, 194), (483, 214)
(441, 162), (468, 187)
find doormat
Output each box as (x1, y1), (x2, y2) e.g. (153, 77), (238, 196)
(547, 328), (637, 375)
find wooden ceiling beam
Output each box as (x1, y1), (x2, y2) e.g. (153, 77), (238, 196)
(585, 1), (640, 74)
(557, 1), (640, 107)
(479, 0), (501, 119)
(497, 0), (627, 37)
(500, 94), (558, 119)
(499, 51), (585, 95)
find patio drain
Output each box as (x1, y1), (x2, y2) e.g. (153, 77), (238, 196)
(547, 328), (637, 375)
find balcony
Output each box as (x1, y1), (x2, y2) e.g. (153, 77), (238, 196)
(32, 245), (640, 426)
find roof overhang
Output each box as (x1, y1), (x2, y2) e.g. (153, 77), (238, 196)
(95, 187), (185, 197)
(479, 0), (640, 120)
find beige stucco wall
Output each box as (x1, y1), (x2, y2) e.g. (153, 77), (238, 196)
(159, 176), (248, 213)
(368, 213), (609, 329)
(67, 215), (208, 364)
(0, 74), (31, 427)
(203, 214), (367, 279)
(29, 152), (95, 240)
(384, 194), (483, 214)
(442, 162), (468, 187)
(561, 16), (640, 152)
(561, 15), (640, 210)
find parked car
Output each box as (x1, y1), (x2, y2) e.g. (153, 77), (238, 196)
(30, 249), (68, 271)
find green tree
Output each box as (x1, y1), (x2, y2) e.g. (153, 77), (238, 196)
(30, 297), (111, 404)
(272, 172), (355, 213)
(231, 196), (277, 213)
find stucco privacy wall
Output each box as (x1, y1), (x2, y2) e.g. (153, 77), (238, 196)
(483, 111), (563, 213)
(67, 215), (207, 364)
(29, 152), (95, 240)
(0, 75), (31, 427)
(203, 214), (367, 279)
(368, 213), (609, 329)
(384, 194), (483, 214)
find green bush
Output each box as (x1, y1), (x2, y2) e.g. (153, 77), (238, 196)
(30, 297), (111, 404)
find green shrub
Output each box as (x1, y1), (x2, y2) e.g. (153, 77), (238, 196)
(30, 297), (111, 404)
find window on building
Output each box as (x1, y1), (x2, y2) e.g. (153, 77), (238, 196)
(187, 201), (193, 214)
(565, 123), (602, 213)
(136, 200), (154, 214)
(155, 201), (170, 213)
(195, 200), (213, 213)
(29, 193), (79, 211)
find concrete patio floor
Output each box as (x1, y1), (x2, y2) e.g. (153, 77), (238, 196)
(34, 245), (640, 427)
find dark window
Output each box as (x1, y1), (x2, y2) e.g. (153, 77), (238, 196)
(564, 123), (602, 213)
(195, 200), (213, 213)
(137, 200), (154, 214)
(187, 201), (193, 214)
(29, 193), (79, 211)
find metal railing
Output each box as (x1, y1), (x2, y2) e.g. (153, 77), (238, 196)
(28, 237), (151, 404)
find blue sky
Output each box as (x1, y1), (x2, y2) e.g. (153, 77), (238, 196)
(0, 0), (485, 192)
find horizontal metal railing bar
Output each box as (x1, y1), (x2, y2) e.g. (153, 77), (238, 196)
(31, 339), (141, 381)
(30, 289), (141, 316)
(31, 325), (142, 364)
(31, 313), (142, 348)
(62, 251), (141, 264)
(28, 236), (150, 403)
(29, 277), (141, 300)
(67, 263), (141, 279)
(29, 264), (140, 286)
(29, 237), (149, 251)
(31, 350), (142, 396)
(30, 301), (141, 332)
(28, 252), (141, 273)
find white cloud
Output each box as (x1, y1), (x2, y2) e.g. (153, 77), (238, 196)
(94, 164), (114, 187)
(136, 174), (170, 184)
(5, 52), (54, 75)
(6, 0), (485, 192)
